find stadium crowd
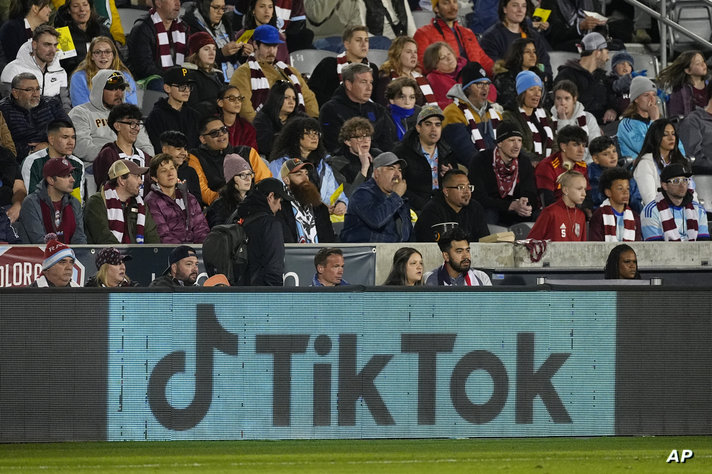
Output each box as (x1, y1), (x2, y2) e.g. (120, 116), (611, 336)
(0, 0), (707, 287)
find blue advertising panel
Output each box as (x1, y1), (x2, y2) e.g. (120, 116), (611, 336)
(107, 291), (617, 440)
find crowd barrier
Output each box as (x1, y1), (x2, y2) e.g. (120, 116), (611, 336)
(1, 287), (710, 442)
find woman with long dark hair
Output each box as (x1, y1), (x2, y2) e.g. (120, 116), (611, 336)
(604, 244), (640, 280)
(54, 0), (113, 74)
(657, 50), (709, 118)
(383, 247), (424, 286)
(493, 37), (548, 112)
(235, 0), (289, 64)
(253, 80), (305, 157)
(0, 0), (52, 62)
(205, 153), (254, 227)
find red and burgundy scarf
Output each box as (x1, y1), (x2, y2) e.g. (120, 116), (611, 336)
(150, 8), (186, 69)
(456, 98), (500, 152)
(274, 0), (293, 31)
(599, 199), (636, 242)
(104, 184), (146, 244)
(247, 55), (305, 113)
(520, 107), (553, 159)
(493, 147), (518, 198)
(390, 70), (438, 106)
(655, 191), (699, 241)
(552, 110), (587, 134)
(39, 200), (77, 243)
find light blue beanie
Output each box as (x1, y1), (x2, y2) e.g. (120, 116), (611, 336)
(515, 70), (543, 95)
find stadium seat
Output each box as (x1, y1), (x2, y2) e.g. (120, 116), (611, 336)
(692, 174), (712, 212)
(667, 0), (712, 53)
(368, 49), (390, 67)
(117, 7), (147, 35)
(289, 49), (337, 78)
(548, 51), (579, 75)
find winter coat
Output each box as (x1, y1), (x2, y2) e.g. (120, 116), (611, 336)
(276, 199), (335, 243)
(327, 145), (382, 198)
(21, 148), (85, 202)
(667, 83), (707, 118)
(425, 56), (466, 110)
(0, 146), (21, 208)
(236, 190), (284, 286)
(0, 95), (69, 160)
(413, 189), (490, 242)
(679, 106), (712, 173)
(0, 18), (30, 64)
(144, 97), (201, 152)
(126, 12), (188, 80)
(554, 59), (616, 124)
(93, 142), (152, 192)
(84, 187), (160, 244)
(183, 62), (224, 110)
(307, 56), (380, 108)
(19, 179), (86, 244)
(480, 21), (553, 78)
(144, 183), (210, 243)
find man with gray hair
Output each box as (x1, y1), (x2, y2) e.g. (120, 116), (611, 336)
(319, 62), (392, 154)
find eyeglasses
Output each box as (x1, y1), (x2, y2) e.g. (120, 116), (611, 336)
(170, 83), (195, 92)
(303, 130), (320, 138)
(13, 86), (41, 93)
(350, 134), (372, 141)
(210, 4), (227, 12)
(117, 120), (143, 129)
(666, 177), (691, 185)
(236, 172), (254, 179)
(222, 95), (244, 103)
(202, 126), (229, 138)
(445, 184), (474, 192)
(92, 49), (114, 56)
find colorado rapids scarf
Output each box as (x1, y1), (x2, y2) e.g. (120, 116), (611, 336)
(520, 107), (553, 158)
(247, 55), (305, 113)
(655, 191), (698, 241)
(336, 52), (372, 83)
(390, 70), (438, 106)
(493, 147), (518, 198)
(274, 0), (293, 31)
(552, 110), (587, 135)
(104, 184), (146, 244)
(150, 8), (186, 68)
(599, 199), (636, 242)
(456, 98), (500, 152)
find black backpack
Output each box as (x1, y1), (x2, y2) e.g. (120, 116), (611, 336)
(202, 213), (264, 286)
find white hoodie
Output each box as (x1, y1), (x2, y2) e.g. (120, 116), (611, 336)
(68, 69), (154, 163)
(1, 40), (69, 108)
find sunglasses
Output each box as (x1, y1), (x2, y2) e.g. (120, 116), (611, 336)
(202, 126), (229, 138)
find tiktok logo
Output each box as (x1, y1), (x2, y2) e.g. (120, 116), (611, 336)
(147, 304), (238, 431)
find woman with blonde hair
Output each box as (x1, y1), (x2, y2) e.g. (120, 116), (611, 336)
(69, 35), (137, 106)
(84, 247), (139, 287)
(374, 36), (437, 107)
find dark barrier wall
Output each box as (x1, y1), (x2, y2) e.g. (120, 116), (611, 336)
(0, 288), (710, 442)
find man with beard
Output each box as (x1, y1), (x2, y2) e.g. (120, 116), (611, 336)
(150, 245), (201, 287)
(425, 227), (492, 286)
(277, 158), (335, 243)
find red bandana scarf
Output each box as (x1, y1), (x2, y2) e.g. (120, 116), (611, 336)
(493, 147), (518, 198)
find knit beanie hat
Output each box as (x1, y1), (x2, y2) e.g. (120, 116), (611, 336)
(223, 153), (252, 182)
(188, 32), (216, 56)
(629, 76), (656, 102)
(611, 51), (634, 71)
(42, 233), (75, 271)
(515, 70), (543, 95)
(496, 121), (523, 143)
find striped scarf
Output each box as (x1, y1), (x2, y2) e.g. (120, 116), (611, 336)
(274, 0), (293, 31)
(103, 184), (146, 244)
(599, 199), (637, 242)
(520, 107), (553, 159)
(552, 111), (587, 135)
(247, 55), (305, 113)
(455, 98), (500, 152)
(493, 147), (518, 198)
(390, 71), (438, 106)
(655, 191), (698, 241)
(336, 52), (372, 82)
(150, 8), (186, 69)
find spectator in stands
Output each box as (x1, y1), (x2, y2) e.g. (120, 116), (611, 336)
(84, 159), (160, 244)
(311, 247), (348, 286)
(351, 0), (416, 39)
(632, 119), (690, 208)
(145, 153), (209, 243)
(588, 135), (642, 213)
(237, 177), (293, 286)
(422, 42), (465, 110)
(384, 76), (420, 143)
(276, 158), (335, 243)
(230, 24), (317, 122)
(53, 0), (113, 75)
(469, 121), (537, 227)
(414, 169), (489, 242)
(160, 130), (202, 204)
(0, 112), (17, 157)
(20, 158), (87, 244)
(205, 152), (253, 227)
(540, 0), (608, 52)
(21, 119), (84, 204)
(217, 85), (258, 150)
(678, 86), (712, 174)
(235, 0), (289, 64)
(126, 0), (187, 88)
(252, 80), (303, 157)
(382, 247), (423, 286)
(657, 50), (709, 119)
(29, 234), (80, 287)
(0, 0), (51, 64)
(603, 244), (640, 280)
(341, 152), (412, 243)
(93, 103), (152, 191)
(144, 66), (201, 152)
(550, 80), (601, 163)
(307, 25), (380, 107)
(642, 163), (709, 241)
(589, 167), (642, 242)
(69, 36), (138, 107)
(268, 117), (345, 215)
(319, 63), (392, 153)
(1, 25), (69, 111)
(393, 104), (456, 211)
(617, 76), (670, 161)
(424, 226), (492, 286)
(188, 116), (269, 206)
(181, 0), (251, 82)
(150, 245), (200, 287)
(493, 37), (548, 113)
(375, 35), (437, 108)
(553, 32), (616, 125)
(502, 70), (554, 166)
(480, 0), (552, 79)
(328, 117), (381, 198)
(0, 142), (24, 225)
(442, 61), (502, 167)
(414, 0), (493, 75)
(85, 247), (139, 287)
(183, 32), (224, 111)
(528, 170), (587, 241)
(535, 124), (589, 208)
(608, 51), (634, 117)
(0, 72), (70, 161)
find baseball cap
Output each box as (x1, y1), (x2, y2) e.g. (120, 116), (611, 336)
(43, 157), (75, 179)
(163, 66), (195, 85)
(280, 158), (314, 179)
(372, 151), (407, 170)
(108, 159), (149, 179)
(253, 24), (284, 44)
(104, 71), (127, 90)
(254, 177), (294, 201)
(417, 104), (444, 125)
(660, 163), (692, 182)
(95, 247), (131, 269)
